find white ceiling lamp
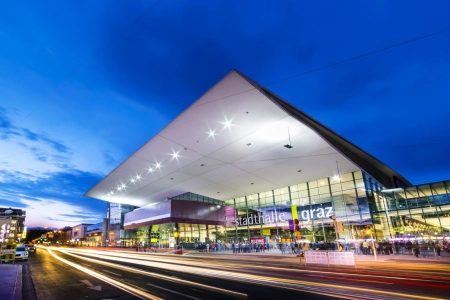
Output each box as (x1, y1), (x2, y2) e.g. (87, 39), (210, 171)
(222, 118), (233, 129)
(208, 130), (216, 138)
(171, 151), (180, 160)
(155, 162), (162, 169)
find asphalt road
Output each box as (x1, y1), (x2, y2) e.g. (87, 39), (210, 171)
(20, 247), (450, 300)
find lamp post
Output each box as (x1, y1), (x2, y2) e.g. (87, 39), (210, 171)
(365, 226), (378, 261)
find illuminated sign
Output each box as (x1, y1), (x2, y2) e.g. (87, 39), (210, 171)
(300, 206), (334, 223)
(237, 206), (334, 226)
(236, 211), (286, 226)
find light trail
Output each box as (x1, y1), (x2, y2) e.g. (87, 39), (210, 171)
(59, 248), (450, 285)
(51, 248), (248, 299)
(46, 247), (162, 300)
(53, 247), (446, 300)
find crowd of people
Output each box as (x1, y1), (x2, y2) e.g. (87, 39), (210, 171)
(335, 239), (448, 258)
(134, 238), (449, 259)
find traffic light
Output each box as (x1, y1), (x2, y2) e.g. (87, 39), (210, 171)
(294, 219), (301, 237)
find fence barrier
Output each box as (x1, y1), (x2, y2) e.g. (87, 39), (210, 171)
(304, 250), (355, 267)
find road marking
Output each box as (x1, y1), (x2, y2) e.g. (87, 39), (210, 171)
(103, 269), (122, 277)
(80, 279), (102, 291)
(147, 283), (203, 300)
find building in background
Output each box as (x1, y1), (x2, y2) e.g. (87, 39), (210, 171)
(85, 70), (450, 247)
(71, 223), (92, 246)
(85, 222), (103, 246)
(0, 207), (26, 243)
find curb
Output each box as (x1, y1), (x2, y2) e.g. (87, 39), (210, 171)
(14, 264), (22, 300)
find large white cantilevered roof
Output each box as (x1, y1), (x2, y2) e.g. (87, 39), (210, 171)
(85, 70), (410, 207)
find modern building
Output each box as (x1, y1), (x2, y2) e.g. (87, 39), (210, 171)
(85, 222), (103, 246)
(0, 207), (26, 243)
(85, 70), (450, 247)
(71, 223), (92, 246)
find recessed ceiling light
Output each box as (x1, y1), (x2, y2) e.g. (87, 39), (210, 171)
(148, 167), (154, 173)
(155, 162), (161, 169)
(136, 175), (141, 180)
(131, 179), (135, 183)
(208, 130), (216, 137)
(222, 118), (233, 129)
(172, 151), (179, 160)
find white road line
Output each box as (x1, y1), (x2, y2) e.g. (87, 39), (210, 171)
(146, 283), (203, 300)
(102, 269), (122, 277)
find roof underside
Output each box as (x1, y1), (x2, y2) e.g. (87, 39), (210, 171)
(85, 70), (410, 207)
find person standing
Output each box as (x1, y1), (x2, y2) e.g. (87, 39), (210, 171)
(362, 240), (369, 255)
(420, 242), (428, 258)
(435, 242), (441, 259)
(412, 241), (420, 258)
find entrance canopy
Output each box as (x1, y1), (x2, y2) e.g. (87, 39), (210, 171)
(85, 70), (410, 207)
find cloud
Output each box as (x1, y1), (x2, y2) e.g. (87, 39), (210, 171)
(0, 168), (106, 227)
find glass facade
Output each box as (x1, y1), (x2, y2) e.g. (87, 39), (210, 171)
(222, 170), (371, 244)
(111, 171), (450, 248)
(367, 173), (450, 241)
(107, 203), (139, 247)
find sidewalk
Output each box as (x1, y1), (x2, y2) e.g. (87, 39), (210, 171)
(0, 263), (22, 300)
(182, 249), (450, 264)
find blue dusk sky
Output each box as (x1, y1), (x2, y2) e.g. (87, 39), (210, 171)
(1, 1), (450, 228)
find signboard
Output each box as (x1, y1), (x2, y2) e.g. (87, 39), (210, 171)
(0, 243), (16, 263)
(250, 237), (266, 244)
(304, 250), (328, 265)
(328, 251), (355, 266)
(261, 228), (271, 236)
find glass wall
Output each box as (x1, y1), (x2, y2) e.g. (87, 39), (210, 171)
(110, 173), (450, 247)
(370, 176), (450, 241)
(222, 170), (371, 246)
(107, 203), (139, 247)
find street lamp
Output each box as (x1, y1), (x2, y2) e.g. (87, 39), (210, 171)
(365, 226), (378, 262)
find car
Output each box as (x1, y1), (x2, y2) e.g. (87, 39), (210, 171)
(25, 244), (36, 252)
(15, 245), (29, 261)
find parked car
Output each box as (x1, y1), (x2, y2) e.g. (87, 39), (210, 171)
(15, 245), (29, 261)
(25, 244), (36, 252)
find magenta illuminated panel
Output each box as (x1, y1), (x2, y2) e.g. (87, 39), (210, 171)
(124, 200), (235, 229)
